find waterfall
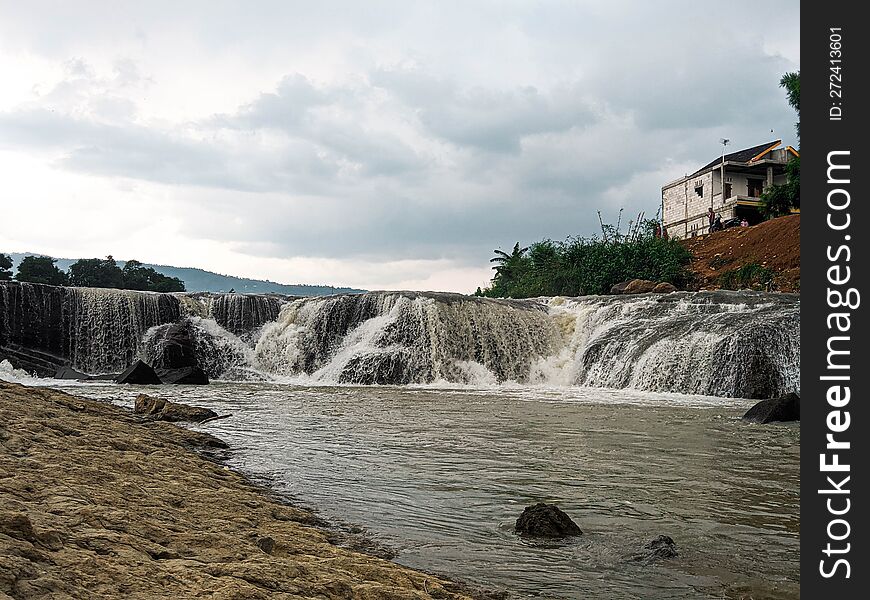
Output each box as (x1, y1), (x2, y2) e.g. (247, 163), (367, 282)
(0, 282), (286, 375)
(251, 290), (798, 397)
(254, 292), (561, 384)
(1, 281), (800, 398)
(0, 282), (180, 374)
(178, 293), (285, 336)
(529, 291), (799, 398)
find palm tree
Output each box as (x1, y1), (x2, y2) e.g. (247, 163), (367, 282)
(490, 242), (529, 277)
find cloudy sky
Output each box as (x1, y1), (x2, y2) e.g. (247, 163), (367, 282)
(0, 1), (799, 293)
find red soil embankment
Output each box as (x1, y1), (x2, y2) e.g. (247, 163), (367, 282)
(681, 214), (800, 292)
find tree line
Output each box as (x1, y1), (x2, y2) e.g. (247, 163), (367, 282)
(0, 254), (185, 292)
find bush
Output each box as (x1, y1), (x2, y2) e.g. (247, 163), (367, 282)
(718, 262), (774, 291)
(479, 222), (692, 298)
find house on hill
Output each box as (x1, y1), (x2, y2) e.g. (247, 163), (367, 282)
(661, 140), (798, 239)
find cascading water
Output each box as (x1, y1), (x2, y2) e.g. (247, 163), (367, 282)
(251, 290), (799, 397)
(1, 281), (800, 398)
(0, 281), (180, 374)
(177, 293), (285, 336)
(0, 281), (288, 375)
(254, 292), (562, 384)
(530, 291), (799, 398)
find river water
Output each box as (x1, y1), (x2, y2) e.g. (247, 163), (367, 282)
(42, 380), (799, 600)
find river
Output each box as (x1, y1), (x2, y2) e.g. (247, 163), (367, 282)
(45, 380), (799, 600)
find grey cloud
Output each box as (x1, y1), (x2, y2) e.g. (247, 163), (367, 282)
(372, 68), (598, 153)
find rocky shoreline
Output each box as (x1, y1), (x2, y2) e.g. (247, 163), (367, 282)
(0, 382), (488, 599)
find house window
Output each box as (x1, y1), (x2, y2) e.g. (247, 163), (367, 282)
(747, 179), (764, 197)
(724, 183), (732, 199)
(695, 184), (704, 197)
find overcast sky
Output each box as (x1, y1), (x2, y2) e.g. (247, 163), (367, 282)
(0, 1), (799, 293)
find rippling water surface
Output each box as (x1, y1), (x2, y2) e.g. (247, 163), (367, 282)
(56, 382), (799, 600)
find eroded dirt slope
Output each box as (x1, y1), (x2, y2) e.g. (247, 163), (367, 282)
(681, 214), (800, 292)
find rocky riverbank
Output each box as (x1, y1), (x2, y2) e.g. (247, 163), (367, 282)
(0, 381), (484, 599)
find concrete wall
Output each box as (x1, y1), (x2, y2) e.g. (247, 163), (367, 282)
(663, 171), (714, 238)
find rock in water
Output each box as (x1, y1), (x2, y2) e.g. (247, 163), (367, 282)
(742, 392), (800, 423)
(54, 366), (89, 380)
(116, 360), (162, 385)
(134, 394), (217, 422)
(150, 320), (199, 369)
(156, 366), (210, 385)
(633, 535), (678, 561)
(515, 503), (582, 537)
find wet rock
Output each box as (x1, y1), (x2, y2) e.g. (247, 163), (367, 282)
(149, 320), (199, 369)
(54, 366), (89, 380)
(742, 392), (800, 423)
(156, 366), (209, 385)
(134, 394), (217, 423)
(515, 503), (582, 537)
(652, 282), (677, 294)
(115, 360), (162, 385)
(622, 279), (658, 294)
(633, 535), (678, 561)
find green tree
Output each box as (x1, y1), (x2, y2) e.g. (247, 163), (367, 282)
(14, 256), (69, 286)
(68, 256), (125, 288)
(780, 71), (800, 142)
(121, 259), (185, 292)
(121, 259), (151, 290)
(0, 253), (13, 281)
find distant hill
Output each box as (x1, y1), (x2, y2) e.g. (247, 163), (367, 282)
(6, 253), (364, 296)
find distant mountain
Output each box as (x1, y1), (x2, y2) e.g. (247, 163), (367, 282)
(6, 253), (364, 296)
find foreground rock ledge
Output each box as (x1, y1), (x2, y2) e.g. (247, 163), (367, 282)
(0, 382), (484, 600)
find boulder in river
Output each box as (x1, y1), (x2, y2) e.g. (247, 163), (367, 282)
(150, 320), (199, 369)
(134, 394), (217, 423)
(54, 366), (89, 380)
(742, 392), (800, 424)
(116, 360), (162, 385)
(156, 366), (209, 385)
(515, 503), (582, 537)
(632, 535), (678, 562)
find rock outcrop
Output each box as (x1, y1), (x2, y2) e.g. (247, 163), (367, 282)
(742, 392), (800, 423)
(133, 394), (217, 422)
(515, 503), (582, 537)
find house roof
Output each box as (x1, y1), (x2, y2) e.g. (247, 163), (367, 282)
(691, 140), (782, 177)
